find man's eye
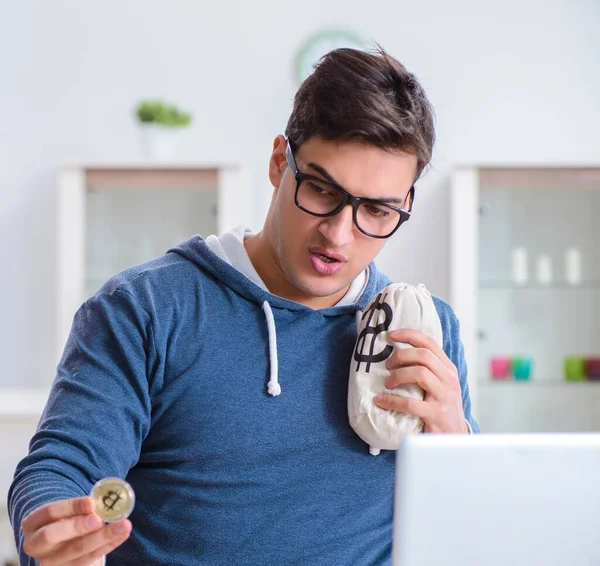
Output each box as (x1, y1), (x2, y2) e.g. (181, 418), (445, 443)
(309, 182), (332, 195)
(366, 205), (389, 217)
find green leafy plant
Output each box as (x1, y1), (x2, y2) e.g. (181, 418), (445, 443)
(135, 100), (192, 127)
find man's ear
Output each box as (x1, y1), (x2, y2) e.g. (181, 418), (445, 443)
(268, 135), (288, 189)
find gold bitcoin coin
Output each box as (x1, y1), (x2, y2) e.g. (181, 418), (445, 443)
(91, 477), (135, 523)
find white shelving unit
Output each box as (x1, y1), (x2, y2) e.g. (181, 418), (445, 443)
(450, 166), (600, 432)
(56, 162), (251, 363)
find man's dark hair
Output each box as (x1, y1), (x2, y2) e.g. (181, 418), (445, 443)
(285, 47), (435, 180)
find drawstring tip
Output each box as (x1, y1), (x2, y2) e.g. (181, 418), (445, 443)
(268, 381), (281, 396)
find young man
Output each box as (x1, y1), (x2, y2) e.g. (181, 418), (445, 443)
(9, 47), (478, 565)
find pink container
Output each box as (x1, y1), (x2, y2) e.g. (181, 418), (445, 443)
(490, 357), (511, 380)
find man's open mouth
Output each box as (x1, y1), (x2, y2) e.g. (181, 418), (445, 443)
(315, 253), (339, 264)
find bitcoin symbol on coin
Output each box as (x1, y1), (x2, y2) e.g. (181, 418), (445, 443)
(354, 292), (394, 373)
(102, 490), (122, 511)
(91, 478), (135, 522)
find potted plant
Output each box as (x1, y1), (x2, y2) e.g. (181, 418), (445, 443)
(135, 99), (193, 160)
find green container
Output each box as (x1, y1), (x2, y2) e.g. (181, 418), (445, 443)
(564, 357), (585, 381)
(512, 357), (532, 380)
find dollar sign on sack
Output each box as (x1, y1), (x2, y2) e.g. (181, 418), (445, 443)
(354, 292), (394, 373)
(103, 490), (122, 511)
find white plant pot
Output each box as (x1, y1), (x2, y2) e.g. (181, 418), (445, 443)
(139, 124), (182, 160)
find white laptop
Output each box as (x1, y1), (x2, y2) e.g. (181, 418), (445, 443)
(393, 433), (600, 566)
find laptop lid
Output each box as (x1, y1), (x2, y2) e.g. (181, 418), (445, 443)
(393, 433), (600, 566)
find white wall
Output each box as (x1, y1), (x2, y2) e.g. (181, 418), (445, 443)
(1, 0), (599, 388)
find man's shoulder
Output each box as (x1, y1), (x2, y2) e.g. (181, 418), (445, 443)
(89, 251), (211, 313)
(430, 295), (466, 378)
(431, 295), (460, 331)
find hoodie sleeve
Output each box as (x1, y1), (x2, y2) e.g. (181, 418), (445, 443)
(7, 288), (155, 563)
(433, 297), (480, 433)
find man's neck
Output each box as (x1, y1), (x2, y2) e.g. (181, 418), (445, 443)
(244, 232), (347, 309)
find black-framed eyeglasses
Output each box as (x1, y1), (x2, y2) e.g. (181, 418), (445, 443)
(285, 138), (414, 239)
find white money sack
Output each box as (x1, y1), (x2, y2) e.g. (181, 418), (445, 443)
(348, 283), (443, 456)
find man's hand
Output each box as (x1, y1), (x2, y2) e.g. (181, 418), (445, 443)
(374, 328), (469, 433)
(21, 496), (132, 566)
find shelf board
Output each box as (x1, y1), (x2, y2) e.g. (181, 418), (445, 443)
(479, 281), (600, 290)
(479, 379), (600, 387)
(60, 161), (242, 170)
(0, 387), (50, 417)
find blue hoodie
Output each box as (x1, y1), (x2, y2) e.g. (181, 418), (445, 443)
(9, 235), (478, 565)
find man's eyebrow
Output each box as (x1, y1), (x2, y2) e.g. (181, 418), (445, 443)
(306, 161), (406, 205)
(372, 196), (405, 205)
(306, 162), (338, 185)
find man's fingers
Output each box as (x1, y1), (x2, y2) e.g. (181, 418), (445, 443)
(22, 497), (95, 534)
(385, 366), (444, 399)
(24, 514), (103, 558)
(374, 393), (431, 420)
(388, 329), (457, 375)
(385, 345), (451, 386)
(61, 531), (131, 566)
(38, 520), (132, 566)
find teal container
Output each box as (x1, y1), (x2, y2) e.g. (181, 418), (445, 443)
(512, 357), (532, 380)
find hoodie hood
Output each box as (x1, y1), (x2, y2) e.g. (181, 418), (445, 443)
(168, 235), (391, 316)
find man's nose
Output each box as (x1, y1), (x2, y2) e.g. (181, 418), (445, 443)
(318, 205), (355, 247)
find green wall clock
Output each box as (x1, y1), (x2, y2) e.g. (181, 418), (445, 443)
(294, 29), (368, 85)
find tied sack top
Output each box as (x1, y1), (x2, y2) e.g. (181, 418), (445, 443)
(348, 282), (443, 455)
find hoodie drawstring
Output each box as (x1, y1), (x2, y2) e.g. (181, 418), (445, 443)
(261, 304), (362, 397)
(262, 301), (281, 396)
